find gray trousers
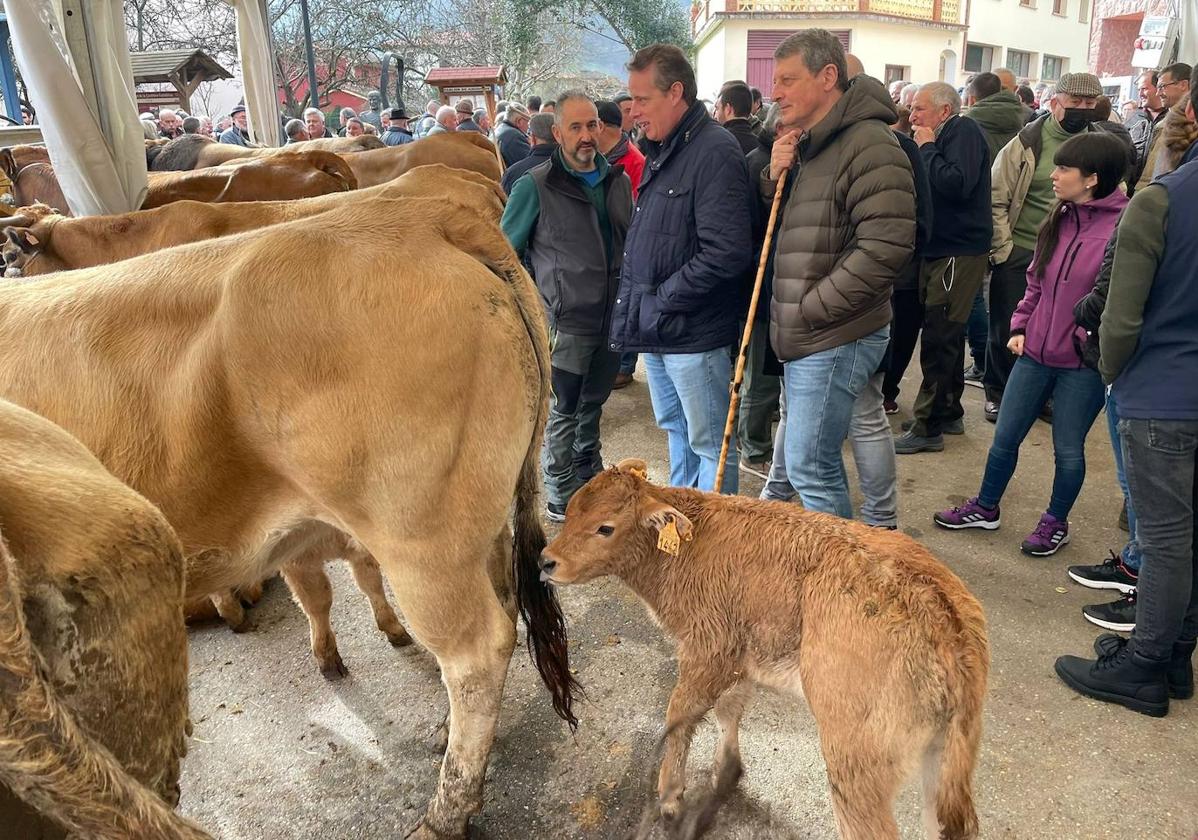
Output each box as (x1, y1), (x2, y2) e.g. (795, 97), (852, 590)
(542, 330), (620, 507)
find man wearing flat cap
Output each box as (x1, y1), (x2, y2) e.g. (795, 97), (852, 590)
(496, 103), (533, 166)
(381, 107), (414, 146)
(219, 104), (251, 146)
(455, 99), (482, 133)
(984, 72), (1133, 419)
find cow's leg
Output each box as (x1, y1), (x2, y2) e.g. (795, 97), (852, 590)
(377, 543), (516, 840)
(280, 558), (346, 679)
(210, 590), (251, 632)
(658, 657), (734, 822)
(711, 680), (753, 786)
(345, 552), (412, 648)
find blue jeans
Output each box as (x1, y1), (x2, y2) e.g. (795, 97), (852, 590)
(978, 355), (1105, 518)
(781, 328), (890, 519)
(1106, 390), (1141, 570)
(643, 349), (737, 493)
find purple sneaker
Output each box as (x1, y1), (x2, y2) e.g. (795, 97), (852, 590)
(933, 497), (1000, 530)
(1022, 513), (1070, 556)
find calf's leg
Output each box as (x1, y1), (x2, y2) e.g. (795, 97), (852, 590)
(711, 681), (753, 785)
(346, 552), (412, 647)
(280, 558), (345, 678)
(210, 590), (250, 632)
(658, 659), (734, 821)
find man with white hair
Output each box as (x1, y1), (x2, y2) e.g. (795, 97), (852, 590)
(895, 81), (992, 454)
(495, 103), (533, 166)
(157, 108), (182, 139)
(337, 107), (356, 136)
(888, 79), (906, 104)
(415, 100), (440, 139)
(427, 105), (458, 135)
(304, 107), (333, 138)
(994, 67), (1018, 93)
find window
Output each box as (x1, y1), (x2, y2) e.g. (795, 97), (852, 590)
(884, 65), (909, 85)
(1019, 0), (1034, 7)
(1052, 0), (1066, 14)
(1006, 50), (1032, 79)
(1042, 55), (1065, 81)
(1078, 0), (1089, 22)
(964, 44), (995, 73)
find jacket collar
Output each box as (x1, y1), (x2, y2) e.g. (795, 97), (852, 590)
(644, 100), (710, 174)
(550, 146), (611, 184)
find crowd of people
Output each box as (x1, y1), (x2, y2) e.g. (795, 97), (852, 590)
(490, 35), (1197, 720)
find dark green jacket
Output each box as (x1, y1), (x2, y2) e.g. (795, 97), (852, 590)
(964, 90), (1028, 163)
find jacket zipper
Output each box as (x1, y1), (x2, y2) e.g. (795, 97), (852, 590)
(1039, 210), (1083, 362)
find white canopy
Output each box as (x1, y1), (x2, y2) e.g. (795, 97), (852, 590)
(224, 0), (279, 147)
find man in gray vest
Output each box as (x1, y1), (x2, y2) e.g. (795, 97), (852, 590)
(500, 91), (633, 520)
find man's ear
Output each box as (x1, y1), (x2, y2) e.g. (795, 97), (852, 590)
(641, 500), (693, 541)
(616, 458), (648, 480)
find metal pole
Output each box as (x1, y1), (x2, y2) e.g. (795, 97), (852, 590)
(299, 0), (320, 113)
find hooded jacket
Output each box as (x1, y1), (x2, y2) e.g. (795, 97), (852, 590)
(965, 90), (1029, 163)
(760, 76), (915, 361)
(1010, 189), (1129, 368)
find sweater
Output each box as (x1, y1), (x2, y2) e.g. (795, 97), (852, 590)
(1012, 116), (1070, 250)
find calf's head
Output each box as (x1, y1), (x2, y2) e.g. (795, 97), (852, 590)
(540, 458), (693, 586)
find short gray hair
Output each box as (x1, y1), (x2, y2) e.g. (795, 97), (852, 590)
(918, 81), (962, 116)
(303, 107), (324, 121)
(529, 113), (555, 142)
(774, 29), (849, 92)
(553, 89), (594, 125)
(436, 105), (457, 121)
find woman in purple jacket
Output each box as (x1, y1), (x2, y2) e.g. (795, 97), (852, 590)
(934, 133), (1130, 555)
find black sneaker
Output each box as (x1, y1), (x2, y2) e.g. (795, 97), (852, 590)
(901, 418), (964, 435)
(984, 400), (999, 423)
(964, 364), (984, 388)
(1093, 634), (1195, 700)
(1055, 639), (1169, 717)
(1083, 590), (1136, 632)
(1067, 552), (1138, 594)
(545, 501), (567, 523)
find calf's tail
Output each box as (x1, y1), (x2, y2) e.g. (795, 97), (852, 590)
(933, 619), (988, 840)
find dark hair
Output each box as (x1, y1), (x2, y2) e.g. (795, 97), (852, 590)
(774, 29), (849, 93)
(627, 44), (698, 105)
(1016, 85), (1035, 106)
(1193, 62), (1198, 93)
(526, 95), (543, 112)
(1093, 95), (1112, 121)
(1160, 62), (1193, 85)
(181, 116), (201, 133)
(968, 72), (1001, 101)
(716, 83), (753, 118)
(543, 100), (557, 109)
(1032, 133), (1130, 279)
(1138, 69), (1159, 87)
(750, 86), (763, 104)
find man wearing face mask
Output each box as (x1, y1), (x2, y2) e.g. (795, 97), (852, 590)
(985, 72), (1113, 423)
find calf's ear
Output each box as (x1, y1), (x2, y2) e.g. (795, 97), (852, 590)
(615, 458), (648, 480)
(641, 500), (693, 541)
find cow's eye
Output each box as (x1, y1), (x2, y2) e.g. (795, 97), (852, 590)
(596, 524), (615, 537)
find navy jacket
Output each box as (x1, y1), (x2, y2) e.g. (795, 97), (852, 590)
(496, 122), (532, 168)
(609, 101), (753, 354)
(918, 114), (992, 258)
(501, 142), (557, 194)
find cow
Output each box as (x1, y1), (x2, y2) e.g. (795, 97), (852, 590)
(149, 133), (384, 171)
(0, 399), (211, 839)
(0, 192), (577, 838)
(142, 150), (356, 208)
(0, 145), (51, 179)
(540, 459), (990, 840)
(344, 131), (502, 187)
(6, 162), (69, 215)
(2, 164), (504, 278)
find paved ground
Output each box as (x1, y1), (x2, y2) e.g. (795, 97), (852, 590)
(178, 365), (1198, 840)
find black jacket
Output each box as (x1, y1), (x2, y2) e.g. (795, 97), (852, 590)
(501, 142), (557, 194)
(1073, 227), (1119, 371)
(895, 130), (934, 289)
(495, 121), (532, 167)
(609, 100), (754, 354)
(721, 118), (759, 155)
(918, 115), (992, 258)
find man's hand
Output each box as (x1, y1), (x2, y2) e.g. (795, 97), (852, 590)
(770, 130), (799, 181)
(1008, 334), (1025, 356)
(913, 125), (936, 146)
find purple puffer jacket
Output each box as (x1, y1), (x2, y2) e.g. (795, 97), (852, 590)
(1010, 189), (1129, 368)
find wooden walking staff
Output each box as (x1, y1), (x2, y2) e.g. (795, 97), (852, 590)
(714, 169), (788, 493)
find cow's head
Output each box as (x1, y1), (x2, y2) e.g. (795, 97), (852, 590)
(1, 203), (62, 277)
(540, 458), (694, 586)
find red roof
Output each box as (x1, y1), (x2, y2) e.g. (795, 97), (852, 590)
(424, 66), (506, 84)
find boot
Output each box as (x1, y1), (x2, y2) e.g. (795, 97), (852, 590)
(1055, 638), (1169, 717)
(1093, 635), (1196, 700)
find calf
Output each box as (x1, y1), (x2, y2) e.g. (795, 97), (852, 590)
(142, 150), (356, 208)
(344, 131), (502, 187)
(541, 459), (989, 840)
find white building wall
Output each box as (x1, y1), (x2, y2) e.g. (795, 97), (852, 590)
(695, 25), (728, 102)
(966, 0), (1093, 84)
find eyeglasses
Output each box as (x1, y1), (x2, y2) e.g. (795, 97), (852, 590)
(1157, 80), (1185, 91)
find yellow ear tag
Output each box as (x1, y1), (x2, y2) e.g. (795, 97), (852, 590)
(657, 519), (682, 556)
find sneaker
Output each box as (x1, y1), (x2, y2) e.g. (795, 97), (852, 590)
(738, 457), (770, 480)
(1067, 551), (1138, 593)
(883, 400), (899, 415)
(964, 364), (984, 387)
(1095, 635), (1195, 700)
(933, 497), (1000, 530)
(894, 429), (945, 454)
(1118, 499), (1129, 532)
(545, 501), (567, 522)
(1021, 513), (1070, 557)
(901, 418), (964, 435)
(1083, 590), (1136, 632)
(612, 372), (634, 390)
(984, 400), (999, 423)
(1055, 639), (1169, 717)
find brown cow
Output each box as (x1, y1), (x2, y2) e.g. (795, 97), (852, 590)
(0, 193), (576, 838)
(2, 164), (504, 278)
(148, 133), (384, 171)
(0, 145), (51, 179)
(541, 459), (989, 840)
(7, 162), (70, 215)
(142, 150), (356, 208)
(0, 399), (210, 839)
(345, 131), (502, 187)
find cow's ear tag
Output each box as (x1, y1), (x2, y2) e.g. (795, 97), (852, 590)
(657, 519), (682, 556)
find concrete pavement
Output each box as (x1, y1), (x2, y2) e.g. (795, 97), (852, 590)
(178, 367), (1198, 839)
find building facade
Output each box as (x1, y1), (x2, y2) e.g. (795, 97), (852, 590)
(691, 0), (1093, 102)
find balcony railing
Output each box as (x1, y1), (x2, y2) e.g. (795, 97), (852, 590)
(693, 0), (961, 32)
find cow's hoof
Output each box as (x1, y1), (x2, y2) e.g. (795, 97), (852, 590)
(229, 616), (255, 634)
(387, 628), (414, 648)
(425, 721), (449, 754)
(319, 653), (349, 680)
(659, 793), (684, 823)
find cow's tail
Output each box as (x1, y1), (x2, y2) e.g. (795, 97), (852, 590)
(0, 536), (212, 840)
(496, 240), (580, 729)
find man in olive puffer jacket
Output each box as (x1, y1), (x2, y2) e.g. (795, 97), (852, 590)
(760, 29), (915, 520)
